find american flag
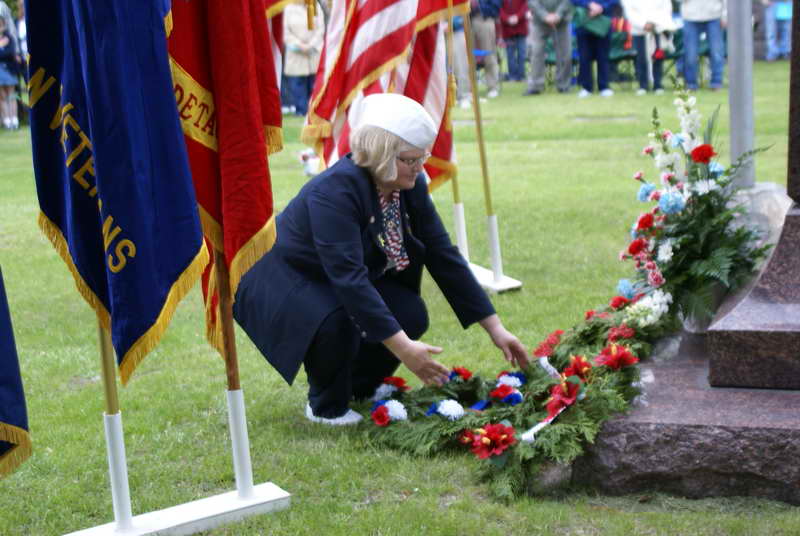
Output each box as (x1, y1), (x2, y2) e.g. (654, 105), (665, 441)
(302, 0), (467, 189)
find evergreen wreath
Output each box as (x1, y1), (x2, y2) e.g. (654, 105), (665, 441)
(359, 89), (771, 501)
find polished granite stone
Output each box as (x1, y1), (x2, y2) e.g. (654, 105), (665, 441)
(572, 333), (800, 504)
(707, 207), (800, 389)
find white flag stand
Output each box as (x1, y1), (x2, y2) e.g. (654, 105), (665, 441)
(459, 16), (522, 294)
(65, 263), (289, 536)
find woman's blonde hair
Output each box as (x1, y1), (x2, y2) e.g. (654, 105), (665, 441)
(350, 124), (416, 184)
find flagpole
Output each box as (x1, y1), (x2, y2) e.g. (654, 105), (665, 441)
(213, 249), (255, 500)
(97, 321), (133, 531)
(444, 1), (470, 262)
(461, 15), (521, 293)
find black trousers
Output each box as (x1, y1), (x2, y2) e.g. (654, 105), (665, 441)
(303, 272), (429, 418)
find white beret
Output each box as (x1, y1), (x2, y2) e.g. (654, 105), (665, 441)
(351, 93), (438, 149)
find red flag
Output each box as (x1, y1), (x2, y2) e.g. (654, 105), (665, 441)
(168, 0), (282, 352)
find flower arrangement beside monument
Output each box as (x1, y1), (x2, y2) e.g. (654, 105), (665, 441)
(361, 90), (771, 501)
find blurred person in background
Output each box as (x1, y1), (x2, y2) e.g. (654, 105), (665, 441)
(680, 0), (725, 91)
(499, 0), (530, 82)
(283, 0), (324, 117)
(470, 0), (502, 98)
(762, 0), (792, 61)
(525, 0), (574, 95)
(573, 0), (619, 97)
(621, 0), (676, 95)
(0, 16), (17, 129)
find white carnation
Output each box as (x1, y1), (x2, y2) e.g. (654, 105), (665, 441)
(496, 375), (522, 388)
(384, 399), (407, 421)
(657, 240), (674, 263)
(692, 179), (720, 196)
(370, 383), (396, 402)
(436, 399), (465, 421)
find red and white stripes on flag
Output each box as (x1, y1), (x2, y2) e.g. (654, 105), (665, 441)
(302, 0), (467, 190)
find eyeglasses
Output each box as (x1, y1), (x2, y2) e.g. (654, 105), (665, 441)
(396, 152), (431, 168)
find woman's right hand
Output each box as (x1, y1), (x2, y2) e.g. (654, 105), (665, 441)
(398, 340), (450, 386)
(383, 331), (450, 386)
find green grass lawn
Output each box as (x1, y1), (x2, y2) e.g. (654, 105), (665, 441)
(1, 61), (798, 535)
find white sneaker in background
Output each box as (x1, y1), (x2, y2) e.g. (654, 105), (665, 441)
(654, 88), (664, 95)
(600, 88), (614, 97)
(636, 88), (647, 96)
(305, 403), (363, 426)
(459, 98), (471, 109)
(487, 89), (499, 99)
(578, 88), (591, 98)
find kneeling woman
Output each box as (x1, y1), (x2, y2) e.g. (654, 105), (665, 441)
(234, 93), (528, 425)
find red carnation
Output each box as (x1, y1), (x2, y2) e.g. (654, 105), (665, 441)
(690, 144), (716, 164)
(545, 379), (580, 419)
(652, 48), (665, 60)
(452, 367), (473, 380)
(470, 423), (516, 459)
(609, 295), (631, 310)
(490, 384), (514, 400)
(608, 324), (636, 342)
(458, 429), (475, 445)
(637, 212), (655, 231)
(594, 344), (639, 370)
(382, 376), (410, 391)
(585, 310), (596, 321)
(371, 405), (390, 426)
(562, 355), (592, 381)
(545, 329), (564, 346)
(628, 238), (648, 256)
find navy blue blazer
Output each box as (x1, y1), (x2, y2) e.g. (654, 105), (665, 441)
(233, 155), (495, 384)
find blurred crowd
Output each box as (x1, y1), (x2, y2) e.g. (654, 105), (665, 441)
(280, 0), (793, 117)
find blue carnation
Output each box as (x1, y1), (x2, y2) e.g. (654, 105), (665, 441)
(709, 161), (725, 177)
(507, 371), (527, 385)
(502, 392), (524, 406)
(671, 134), (685, 148)
(371, 400), (387, 412)
(617, 278), (634, 299)
(470, 400), (490, 411)
(637, 183), (656, 202)
(658, 192), (686, 214)
(425, 402), (438, 416)
(447, 371), (458, 381)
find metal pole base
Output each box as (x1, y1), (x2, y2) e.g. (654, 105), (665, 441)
(63, 482), (290, 536)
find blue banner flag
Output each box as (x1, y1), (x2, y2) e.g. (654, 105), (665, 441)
(0, 266), (30, 478)
(26, 0), (208, 384)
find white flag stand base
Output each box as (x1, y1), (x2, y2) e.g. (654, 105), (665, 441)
(468, 215), (522, 294)
(469, 262), (522, 294)
(64, 482), (290, 536)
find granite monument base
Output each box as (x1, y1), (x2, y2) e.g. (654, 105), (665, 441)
(571, 333), (800, 505)
(708, 206), (800, 389)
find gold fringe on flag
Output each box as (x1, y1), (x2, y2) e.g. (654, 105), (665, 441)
(118, 242), (209, 384)
(0, 423), (31, 478)
(415, 2), (469, 33)
(204, 268), (225, 357)
(427, 156), (458, 192)
(198, 205), (224, 254)
(266, 0), (294, 19)
(264, 125), (284, 155)
(300, 119), (333, 146)
(228, 214), (277, 299)
(38, 212), (112, 330)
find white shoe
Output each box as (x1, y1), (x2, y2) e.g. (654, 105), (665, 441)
(578, 89), (591, 98)
(305, 403), (363, 426)
(636, 88), (647, 96)
(458, 98), (471, 109)
(600, 88), (614, 97)
(654, 88), (664, 95)
(487, 89), (499, 99)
